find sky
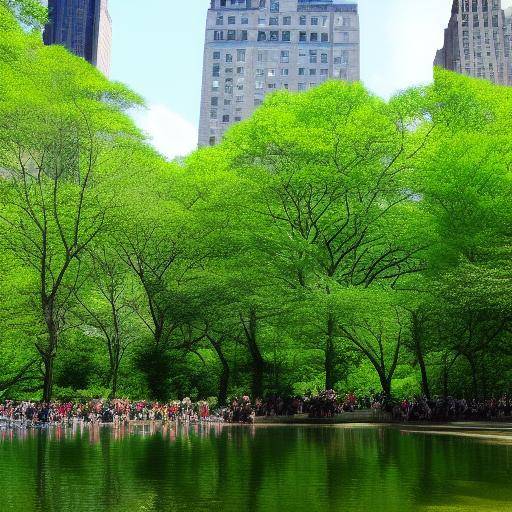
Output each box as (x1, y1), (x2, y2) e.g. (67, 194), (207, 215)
(108, 0), (453, 159)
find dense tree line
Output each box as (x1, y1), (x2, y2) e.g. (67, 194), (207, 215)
(1, 2), (511, 403)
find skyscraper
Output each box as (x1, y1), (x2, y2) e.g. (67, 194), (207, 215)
(434, 0), (512, 85)
(198, 0), (360, 147)
(43, 0), (112, 76)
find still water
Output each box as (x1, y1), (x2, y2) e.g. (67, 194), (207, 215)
(0, 423), (511, 512)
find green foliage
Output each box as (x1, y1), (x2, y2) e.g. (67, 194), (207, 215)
(1, 4), (511, 401)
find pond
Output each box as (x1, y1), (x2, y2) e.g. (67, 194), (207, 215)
(1, 423), (512, 512)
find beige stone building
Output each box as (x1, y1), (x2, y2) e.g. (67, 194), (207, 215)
(435, 0), (512, 85)
(199, 0), (361, 147)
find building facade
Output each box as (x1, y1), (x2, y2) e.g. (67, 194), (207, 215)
(198, 0), (360, 147)
(43, 0), (112, 76)
(434, 0), (512, 85)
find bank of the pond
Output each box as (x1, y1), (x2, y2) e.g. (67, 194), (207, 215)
(254, 409), (391, 424)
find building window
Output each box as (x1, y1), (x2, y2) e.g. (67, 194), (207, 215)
(241, 30), (248, 40)
(237, 49), (246, 62)
(237, 66), (245, 75)
(210, 110), (217, 119)
(254, 98), (262, 106)
(310, 33), (318, 42)
(270, 31), (279, 41)
(309, 50), (317, 63)
(235, 116), (241, 121)
(214, 30), (224, 40)
(321, 53), (328, 63)
(268, 83), (276, 89)
(228, 16), (236, 24)
(321, 33), (328, 42)
(216, 15), (223, 25)
(209, 137), (216, 146)
(225, 67), (233, 74)
(222, 115), (230, 123)
(225, 78), (233, 93)
(299, 31), (307, 42)
(280, 68), (289, 76)
(213, 51), (220, 60)
(226, 53), (233, 62)
(300, 15), (306, 26)
(283, 16), (291, 25)
(268, 68), (276, 76)
(311, 17), (318, 25)
(282, 31), (290, 41)
(212, 80), (219, 90)
(213, 64), (220, 77)
(211, 97), (219, 106)
(298, 83), (306, 91)
(280, 50), (289, 63)
(269, 16), (278, 25)
(309, 68), (316, 76)
(298, 67), (305, 75)
(241, 16), (248, 24)
(256, 68), (264, 76)
(255, 81), (264, 89)
(320, 69), (328, 76)
(270, 0), (279, 13)
(227, 30), (236, 40)
(258, 31), (266, 41)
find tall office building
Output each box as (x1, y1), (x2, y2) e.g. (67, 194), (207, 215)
(43, 0), (112, 76)
(434, 0), (512, 85)
(198, 0), (360, 147)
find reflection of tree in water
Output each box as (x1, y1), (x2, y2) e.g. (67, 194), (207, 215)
(1, 426), (511, 512)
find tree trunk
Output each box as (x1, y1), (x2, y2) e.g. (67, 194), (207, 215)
(378, 370), (392, 398)
(110, 363), (119, 399)
(412, 312), (431, 399)
(41, 306), (58, 403)
(209, 337), (230, 406)
(247, 307), (264, 399)
(468, 356), (479, 398)
(325, 312), (336, 390)
(42, 354), (54, 403)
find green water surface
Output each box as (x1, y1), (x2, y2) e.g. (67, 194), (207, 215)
(0, 424), (511, 512)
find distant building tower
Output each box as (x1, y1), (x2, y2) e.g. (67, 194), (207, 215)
(435, 0), (512, 85)
(43, 0), (112, 76)
(198, 0), (361, 147)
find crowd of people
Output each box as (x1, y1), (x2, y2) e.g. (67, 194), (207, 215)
(392, 396), (512, 422)
(0, 398), (218, 428)
(1, 392), (511, 428)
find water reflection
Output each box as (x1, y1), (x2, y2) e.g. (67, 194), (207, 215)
(0, 424), (511, 512)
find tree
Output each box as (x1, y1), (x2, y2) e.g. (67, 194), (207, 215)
(221, 81), (433, 389)
(0, 8), (143, 400)
(74, 247), (139, 398)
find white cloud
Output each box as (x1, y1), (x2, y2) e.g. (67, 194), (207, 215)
(133, 105), (198, 160)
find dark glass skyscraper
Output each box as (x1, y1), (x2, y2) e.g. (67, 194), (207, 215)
(43, 0), (112, 76)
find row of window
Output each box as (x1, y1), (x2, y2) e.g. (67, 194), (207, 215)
(213, 67), (331, 80)
(213, 29), (344, 43)
(460, 13), (499, 27)
(215, 14), (352, 28)
(459, 0), (499, 13)
(212, 49), (351, 63)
